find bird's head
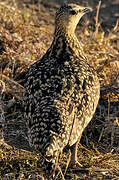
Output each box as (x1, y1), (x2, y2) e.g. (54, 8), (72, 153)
(55, 4), (92, 35)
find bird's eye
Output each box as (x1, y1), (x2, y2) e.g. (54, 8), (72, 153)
(70, 10), (77, 15)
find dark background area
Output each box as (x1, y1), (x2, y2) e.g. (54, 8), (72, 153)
(15, 0), (119, 32)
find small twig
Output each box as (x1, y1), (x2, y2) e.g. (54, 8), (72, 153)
(95, 0), (102, 36)
(63, 150), (71, 176)
(57, 165), (65, 180)
(108, 20), (119, 37)
(108, 95), (110, 121)
(111, 126), (115, 147)
(98, 127), (104, 142)
(0, 74), (24, 90)
(79, 143), (94, 154)
(54, 164), (65, 180)
(0, 80), (5, 140)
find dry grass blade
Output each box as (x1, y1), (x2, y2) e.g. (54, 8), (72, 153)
(95, 0), (102, 36)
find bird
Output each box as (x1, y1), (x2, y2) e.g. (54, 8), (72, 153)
(23, 3), (100, 173)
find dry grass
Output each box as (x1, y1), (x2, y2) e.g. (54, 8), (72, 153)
(0, 0), (119, 179)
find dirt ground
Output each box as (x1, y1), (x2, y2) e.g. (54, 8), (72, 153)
(0, 0), (119, 179)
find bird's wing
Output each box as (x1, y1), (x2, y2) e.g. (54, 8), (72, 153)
(67, 61), (100, 146)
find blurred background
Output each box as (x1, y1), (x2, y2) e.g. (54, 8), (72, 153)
(15, 0), (119, 31)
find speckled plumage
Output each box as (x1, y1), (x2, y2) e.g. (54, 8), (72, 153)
(23, 3), (100, 167)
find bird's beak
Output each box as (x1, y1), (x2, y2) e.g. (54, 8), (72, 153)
(83, 7), (92, 14)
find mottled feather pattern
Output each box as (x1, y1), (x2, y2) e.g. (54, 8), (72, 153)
(23, 3), (100, 171)
(24, 50), (99, 157)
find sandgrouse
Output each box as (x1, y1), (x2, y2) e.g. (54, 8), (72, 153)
(23, 3), (100, 169)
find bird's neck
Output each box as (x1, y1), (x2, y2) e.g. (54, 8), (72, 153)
(49, 30), (87, 61)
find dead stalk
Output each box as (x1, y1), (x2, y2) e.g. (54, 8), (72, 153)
(95, 0), (102, 36)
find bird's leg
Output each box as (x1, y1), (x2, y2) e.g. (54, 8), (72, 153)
(69, 135), (82, 167)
